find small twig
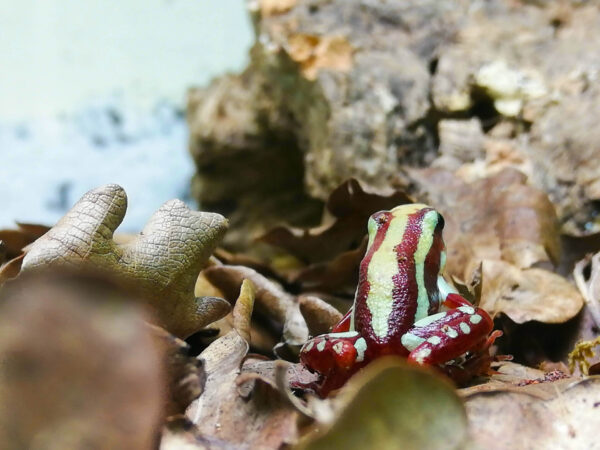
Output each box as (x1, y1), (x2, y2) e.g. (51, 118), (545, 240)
(573, 254), (600, 329)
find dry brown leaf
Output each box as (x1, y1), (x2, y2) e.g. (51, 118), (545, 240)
(491, 361), (547, 383)
(291, 237), (367, 295)
(298, 295), (344, 336)
(233, 279), (256, 343)
(20, 184), (230, 338)
(0, 223), (51, 285)
(238, 358), (321, 409)
(0, 254), (24, 285)
(160, 417), (233, 450)
(480, 260), (584, 324)
(0, 270), (165, 449)
(410, 168), (583, 324)
(214, 247), (282, 281)
(261, 178), (412, 264)
(0, 222), (50, 260)
(459, 361), (572, 400)
(465, 377), (600, 449)
(239, 357), (314, 389)
(286, 34), (354, 80)
(203, 265), (309, 345)
(186, 283), (299, 448)
(411, 168), (559, 278)
(149, 324), (206, 417)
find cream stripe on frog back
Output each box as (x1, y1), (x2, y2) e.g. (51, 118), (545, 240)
(363, 205), (422, 338)
(413, 210), (440, 322)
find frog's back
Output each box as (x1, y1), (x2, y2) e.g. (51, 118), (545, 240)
(352, 204), (446, 352)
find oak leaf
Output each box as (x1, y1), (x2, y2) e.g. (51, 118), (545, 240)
(21, 184), (230, 338)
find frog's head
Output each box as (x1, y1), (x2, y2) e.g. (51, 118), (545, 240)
(366, 203), (446, 275)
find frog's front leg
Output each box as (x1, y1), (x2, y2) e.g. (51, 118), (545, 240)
(401, 302), (495, 366)
(299, 331), (367, 395)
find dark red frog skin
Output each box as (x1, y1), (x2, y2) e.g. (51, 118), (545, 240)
(298, 204), (499, 397)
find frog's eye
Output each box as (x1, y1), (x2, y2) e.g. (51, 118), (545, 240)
(437, 212), (445, 230)
(373, 212), (388, 225)
(367, 212), (387, 235)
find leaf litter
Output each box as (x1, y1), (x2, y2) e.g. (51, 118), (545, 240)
(2, 173), (599, 449)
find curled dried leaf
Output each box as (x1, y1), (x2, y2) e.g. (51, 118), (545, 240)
(410, 168), (582, 324)
(291, 238), (367, 295)
(410, 168), (559, 279)
(0, 254), (24, 285)
(233, 279), (256, 342)
(261, 178), (412, 264)
(480, 260), (583, 324)
(149, 324), (206, 417)
(298, 295), (343, 336)
(20, 184), (230, 338)
(204, 265), (309, 345)
(188, 330), (298, 448)
(0, 222), (50, 260)
(459, 361), (572, 400)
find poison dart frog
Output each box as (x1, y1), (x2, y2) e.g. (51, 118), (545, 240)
(299, 204), (501, 396)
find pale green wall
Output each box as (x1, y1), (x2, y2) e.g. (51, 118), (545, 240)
(0, 0), (253, 119)
(0, 1), (253, 230)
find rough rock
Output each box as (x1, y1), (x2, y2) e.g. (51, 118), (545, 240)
(188, 0), (600, 247)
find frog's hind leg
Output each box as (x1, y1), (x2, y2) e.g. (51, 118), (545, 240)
(299, 331), (366, 374)
(402, 305), (495, 366)
(298, 331), (366, 396)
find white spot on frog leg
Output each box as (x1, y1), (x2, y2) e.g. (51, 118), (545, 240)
(332, 341), (344, 355)
(316, 340), (326, 352)
(427, 335), (442, 346)
(458, 306), (475, 315)
(328, 331), (359, 339)
(445, 327), (458, 338)
(460, 322), (471, 334)
(413, 347), (432, 364)
(470, 314), (483, 324)
(413, 311), (447, 328)
(303, 341), (314, 352)
(401, 333), (425, 351)
(354, 337), (367, 362)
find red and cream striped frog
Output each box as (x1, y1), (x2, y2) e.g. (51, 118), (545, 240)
(299, 204), (501, 396)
